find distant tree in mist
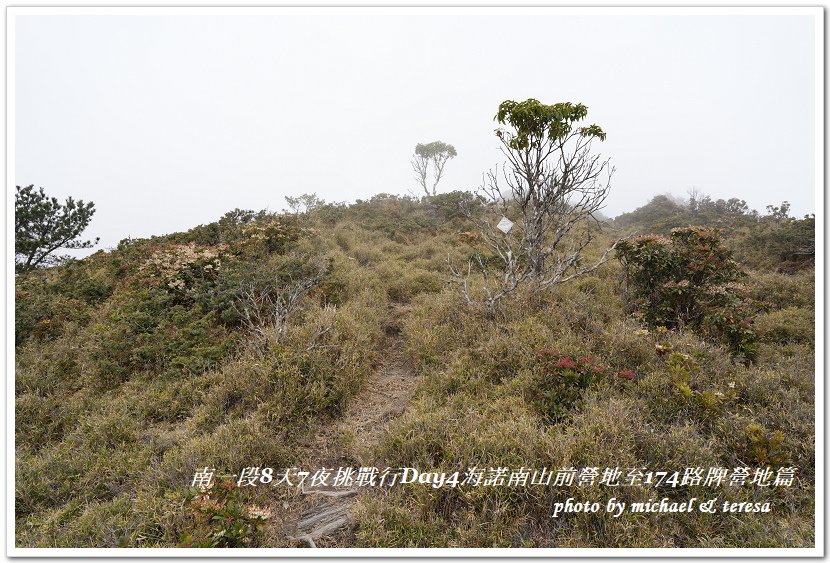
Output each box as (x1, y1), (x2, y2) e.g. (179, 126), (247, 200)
(411, 141), (457, 196)
(284, 193), (325, 215)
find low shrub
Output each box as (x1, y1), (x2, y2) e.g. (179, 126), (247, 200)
(754, 307), (814, 345)
(179, 478), (268, 547)
(616, 226), (758, 361)
(533, 350), (610, 423)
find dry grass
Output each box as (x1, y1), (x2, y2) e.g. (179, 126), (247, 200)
(15, 195), (815, 548)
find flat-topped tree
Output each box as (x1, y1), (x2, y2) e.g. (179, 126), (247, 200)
(411, 141), (457, 196)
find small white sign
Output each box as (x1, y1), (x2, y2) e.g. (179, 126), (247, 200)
(497, 216), (514, 234)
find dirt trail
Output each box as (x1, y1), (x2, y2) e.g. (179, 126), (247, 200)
(269, 304), (418, 547)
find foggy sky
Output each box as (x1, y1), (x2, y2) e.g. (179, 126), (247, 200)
(13, 10), (818, 253)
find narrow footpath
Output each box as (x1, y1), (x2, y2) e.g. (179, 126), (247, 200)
(268, 304), (419, 547)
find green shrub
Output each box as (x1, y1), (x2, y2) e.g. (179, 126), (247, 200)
(743, 422), (790, 466)
(731, 215), (814, 272)
(423, 190), (484, 221)
(179, 478), (267, 547)
(616, 227), (757, 361)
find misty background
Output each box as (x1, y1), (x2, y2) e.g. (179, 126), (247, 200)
(14, 12), (817, 255)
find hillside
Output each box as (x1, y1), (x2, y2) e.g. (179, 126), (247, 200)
(15, 192), (815, 548)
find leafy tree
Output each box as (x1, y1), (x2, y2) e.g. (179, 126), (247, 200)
(489, 99), (612, 278)
(411, 141), (457, 196)
(15, 185), (99, 273)
(450, 99), (616, 317)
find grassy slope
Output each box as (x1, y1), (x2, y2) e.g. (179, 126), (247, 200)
(15, 194), (815, 547)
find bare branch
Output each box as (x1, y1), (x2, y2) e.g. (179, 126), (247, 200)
(232, 260), (328, 357)
(448, 99), (616, 318)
